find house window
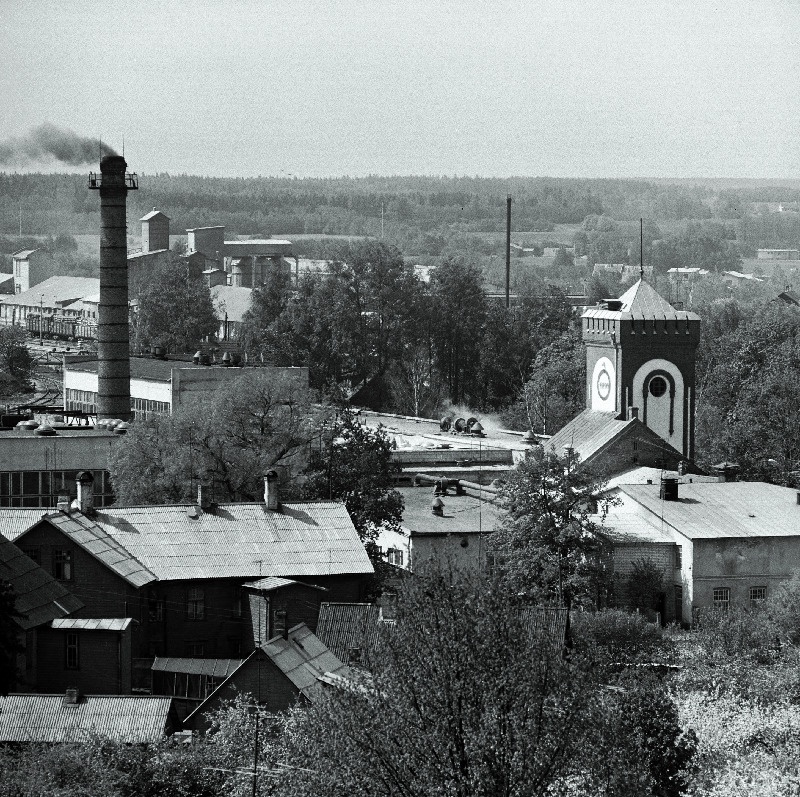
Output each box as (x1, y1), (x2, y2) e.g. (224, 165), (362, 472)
(22, 548), (40, 565)
(187, 588), (205, 620)
(185, 641), (205, 657)
(750, 586), (767, 605)
(386, 548), (404, 567)
(65, 633), (79, 669)
(712, 587), (730, 610)
(675, 546), (682, 570)
(53, 549), (73, 581)
(148, 597), (165, 622)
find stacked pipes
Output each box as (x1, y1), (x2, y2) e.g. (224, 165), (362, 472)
(91, 155), (136, 420)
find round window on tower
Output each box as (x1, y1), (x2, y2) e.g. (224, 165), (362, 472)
(648, 376), (668, 398)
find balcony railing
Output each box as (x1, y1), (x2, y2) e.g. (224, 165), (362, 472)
(87, 172), (139, 190)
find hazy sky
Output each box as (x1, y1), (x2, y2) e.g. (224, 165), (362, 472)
(2, 0), (799, 178)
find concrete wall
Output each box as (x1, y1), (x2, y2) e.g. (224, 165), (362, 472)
(410, 531), (491, 573)
(142, 215), (170, 253)
(0, 432), (117, 472)
(188, 227), (225, 261)
(692, 536), (800, 613)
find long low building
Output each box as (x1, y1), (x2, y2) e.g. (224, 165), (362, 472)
(0, 426), (118, 508)
(63, 355), (310, 418)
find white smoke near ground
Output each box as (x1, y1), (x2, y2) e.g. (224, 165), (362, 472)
(441, 403), (508, 435)
(0, 123), (117, 166)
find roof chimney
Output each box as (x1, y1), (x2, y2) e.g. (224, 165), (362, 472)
(63, 688), (79, 706)
(264, 470), (280, 511)
(431, 497), (444, 516)
(75, 471), (94, 515)
(57, 492), (71, 513)
(660, 477), (679, 501)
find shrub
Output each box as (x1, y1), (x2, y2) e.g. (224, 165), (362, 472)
(572, 608), (669, 662)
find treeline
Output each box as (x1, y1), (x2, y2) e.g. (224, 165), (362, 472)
(5, 171), (800, 259)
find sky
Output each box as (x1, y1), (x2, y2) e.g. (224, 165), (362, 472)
(2, 0), (799, 179)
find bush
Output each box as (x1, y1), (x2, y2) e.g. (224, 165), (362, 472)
(572, 608), (669, 662)
(694, 606), (781, 663)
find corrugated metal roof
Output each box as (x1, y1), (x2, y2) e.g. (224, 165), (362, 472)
(91, 501), (373, 581)
(598, 511), (677, 544)
(0, 694), (175, 743)
(243, 576), (327, 593)
(0, 534), (83, 630)
(547, 410), (631, 465)
(0, 276), (99, 308)
(152, 657), (243, 677)
(620, 482), (800, 540)
(316, 602), (382, 664)
(604, 467), (720, 490)
(11, 249), (38, 259)
(39, 512), (157, 587)
(51, 618), (134, 632)
(0, 511), (54, 542)
(263, 623), (350, 702)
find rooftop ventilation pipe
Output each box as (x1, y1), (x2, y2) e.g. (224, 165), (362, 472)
(660, 477), (679, 501)
(264, 470), (280, 511)
(75, 471), (94, 515)
(431, 497), (444, 516)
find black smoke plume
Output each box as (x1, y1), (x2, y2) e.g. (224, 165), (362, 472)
(0, 123), (118, 166)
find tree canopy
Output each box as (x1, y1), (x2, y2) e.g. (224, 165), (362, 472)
(109, 370), (322, 504)
(302, 409), (403, 570)
(132, 259), (219, 354)
(490, 448), (614, 614)
(0, 326), (35, 397)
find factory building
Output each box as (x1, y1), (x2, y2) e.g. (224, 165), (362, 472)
(0, 426), (118, 508)
(63, 355), (309, 418)
(11, 249), (56, 294)
(187, 226), (293, 288)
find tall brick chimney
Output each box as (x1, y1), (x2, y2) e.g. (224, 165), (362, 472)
(89, 155), (137, 420)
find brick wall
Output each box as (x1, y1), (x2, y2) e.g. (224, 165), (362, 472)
(612, 541), (679, 621)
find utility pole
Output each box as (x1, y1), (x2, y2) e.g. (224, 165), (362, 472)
(39, 294), (44, 346)
(381, 202), (385, 238)
(252, 559), (265, 797)
(640, 217), (644, 279)
(19, 202), (22, 237)
(505, 194), (512, 309)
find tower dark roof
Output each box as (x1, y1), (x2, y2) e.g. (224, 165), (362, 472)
(583, 279), (700, 322)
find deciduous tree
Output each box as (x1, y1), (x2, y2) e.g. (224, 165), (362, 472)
(109, 371), (322, 503)
(303, 410), (403, 565)
(132, 259), (218, 354)
(0, 326), (34, 396)
(489, 448), (614, 616)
